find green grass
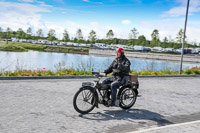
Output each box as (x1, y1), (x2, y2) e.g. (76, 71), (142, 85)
(44, 46), (88, 54)
(0, 67), (199, 77)
(0, 41), (46, 52)
(0, 69), (92, 77)
(0, 41), (89, 54)
(130, 70), (179, 75)
(0, 43), (28, 52)
(16, 43), (48, 51)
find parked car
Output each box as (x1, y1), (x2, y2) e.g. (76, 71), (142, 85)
(133, 45), (144, 51)
(165, 48), (174, 52)
(32, 40), (38, 44)
(11, 38), (19, 42)
(195, 48), (200, 54)
(152, 47), (162, 52)
(143, 47), (151, 52)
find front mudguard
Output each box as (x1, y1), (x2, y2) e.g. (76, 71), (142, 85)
(79, 86), (99, 108)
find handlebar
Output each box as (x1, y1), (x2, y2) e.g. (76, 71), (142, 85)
(92, 72), (106, 77)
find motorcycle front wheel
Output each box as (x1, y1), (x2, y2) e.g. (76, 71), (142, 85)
(119, 88), (137, 109)
(73, 88), (96, 114)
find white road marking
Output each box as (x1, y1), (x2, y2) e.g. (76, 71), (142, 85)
(128, 120), (200, 133)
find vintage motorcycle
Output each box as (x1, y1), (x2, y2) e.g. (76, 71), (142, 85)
(73, 72), (139, 114)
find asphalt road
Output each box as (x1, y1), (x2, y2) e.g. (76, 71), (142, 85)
(0, 77), (200, 133)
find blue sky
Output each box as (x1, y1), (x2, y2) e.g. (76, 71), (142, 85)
(0, 0), (200, 43)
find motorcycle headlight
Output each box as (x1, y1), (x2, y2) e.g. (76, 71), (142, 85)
(82, 82), (95, 87)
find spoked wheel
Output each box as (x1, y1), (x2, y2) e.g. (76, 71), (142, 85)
(119, 88), (137, 109)
(73, 88), (96, 114)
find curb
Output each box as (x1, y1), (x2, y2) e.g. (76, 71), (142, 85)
(0, 76), (95, 80)
(138, 75), (200, 78)
(0, 75), (200, 80)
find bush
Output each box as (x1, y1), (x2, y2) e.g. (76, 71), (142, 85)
(183, 67), (200, 75)
(0, 66), (199, 77)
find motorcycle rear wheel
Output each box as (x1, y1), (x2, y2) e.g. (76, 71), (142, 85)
(73, 88), (96, 114)
(119, 88), (137, 109)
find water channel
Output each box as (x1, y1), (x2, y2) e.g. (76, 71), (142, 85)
(0, 51), (199, 72)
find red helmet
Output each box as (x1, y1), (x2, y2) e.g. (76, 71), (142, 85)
(116, 48), (124, 53)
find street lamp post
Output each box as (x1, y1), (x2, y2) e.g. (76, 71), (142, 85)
(180, 0), (190, 75)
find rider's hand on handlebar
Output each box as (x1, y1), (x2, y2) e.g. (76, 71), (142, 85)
(99, 72), (106, 76)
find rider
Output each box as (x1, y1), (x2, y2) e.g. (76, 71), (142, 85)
(103, 48), (131, 106)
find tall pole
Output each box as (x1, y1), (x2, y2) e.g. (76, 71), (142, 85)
(180, 0), (190, 75)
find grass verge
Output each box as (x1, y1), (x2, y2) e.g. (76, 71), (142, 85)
(0, 67), (199, 77)
(0, 41), (89, 54)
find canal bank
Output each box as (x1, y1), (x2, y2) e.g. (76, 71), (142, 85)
(89, 49), (200, 63)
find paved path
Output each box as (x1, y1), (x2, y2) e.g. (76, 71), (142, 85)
(0, 77), (200, 133)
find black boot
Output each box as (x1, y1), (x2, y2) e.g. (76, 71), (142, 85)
(108, 100), (115, 107)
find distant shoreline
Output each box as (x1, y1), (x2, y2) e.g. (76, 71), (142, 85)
(0, 42), (199, 63)
(89, 49), (200, 63)
(0, 41), (89, 54)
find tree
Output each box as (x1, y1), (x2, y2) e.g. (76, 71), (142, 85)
(5, 27), (12, 44)
(26, 27), (32, 39)
(127, 39), (135, 46)
(106, 29), (114, 44)
(136, 35), (147, 46)
(106, 29), (114, 39)
(129, 28), (139, 39)
(36, 29), (43, 39)
(63, 29), (70, 42)
(161, 37), (168, 48)
(76, 28), (83, 43)
(150, 29), (160, 47)
(176, 28), (184, 44)
(6, 27), (12, 37)
(0, 27), (3, 40)
(47, 29), (56, 42)
(88, 30), (96, 44)
(16, 28), (26, 39)
(73, 37), (78, 43)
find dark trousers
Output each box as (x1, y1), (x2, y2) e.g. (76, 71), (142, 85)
(102, 78), (121, 102)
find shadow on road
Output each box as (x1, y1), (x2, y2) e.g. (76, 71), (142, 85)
(79, 108), (173, 126)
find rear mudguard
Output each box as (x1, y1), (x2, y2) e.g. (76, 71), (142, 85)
(79, 86), (99, 108)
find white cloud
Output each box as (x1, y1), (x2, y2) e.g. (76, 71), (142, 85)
(163, 0), (200, 17)
(136, 18), (200, 43)
(121, 20), (131, 25)
(1, 1), (199, 43)
(45, 20), (130, 40)
(0, 1), (50, 33)
(82, 0), (90, 2)
(82, 0), (103, 4)
(18, 0), (35, 2)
